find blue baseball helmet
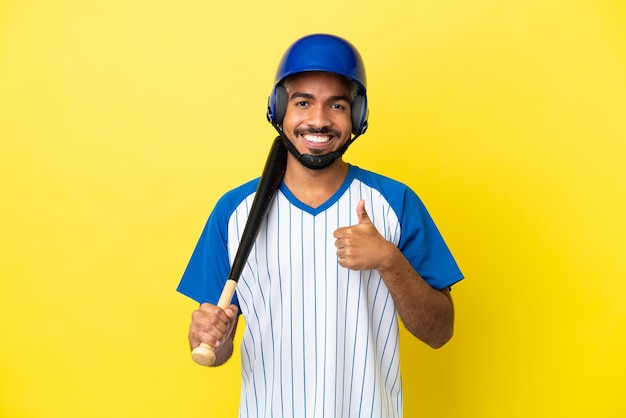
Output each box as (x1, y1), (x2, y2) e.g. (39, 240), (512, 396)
(267, 34), (369, 136)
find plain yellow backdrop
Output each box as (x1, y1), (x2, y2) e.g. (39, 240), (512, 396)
(1, 0), (625, 417)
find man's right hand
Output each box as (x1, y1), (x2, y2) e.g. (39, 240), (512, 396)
(188, 303), (239, 365)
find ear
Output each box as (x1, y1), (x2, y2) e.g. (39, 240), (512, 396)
(351, 94), (368, 135)
(271, 85), (288, 125)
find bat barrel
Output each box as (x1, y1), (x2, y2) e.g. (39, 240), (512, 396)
(227, 136), (287, 282)
(191, 138), (287, 367)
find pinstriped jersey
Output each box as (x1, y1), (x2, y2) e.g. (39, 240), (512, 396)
(178, 165), (463, 418)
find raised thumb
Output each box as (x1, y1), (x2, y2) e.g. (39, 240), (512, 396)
(356, 199), (371, 224)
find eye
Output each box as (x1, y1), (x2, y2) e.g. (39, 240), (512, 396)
(330, 103), (348, 111)
(294, 100), (309, 107)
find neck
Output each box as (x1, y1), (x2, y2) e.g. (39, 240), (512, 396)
(283, 155), (349, 208)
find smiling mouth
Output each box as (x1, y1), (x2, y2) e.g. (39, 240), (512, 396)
(296, 128), (341, 145)
(302, 133), (332, 144)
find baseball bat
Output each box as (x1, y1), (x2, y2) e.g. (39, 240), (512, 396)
(191, 136), (288, 366)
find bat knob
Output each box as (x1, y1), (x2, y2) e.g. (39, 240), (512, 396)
(191, 343), (216, 367)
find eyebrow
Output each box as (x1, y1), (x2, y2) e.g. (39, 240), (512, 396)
(290, 92), (352, 103)
(290, 92), (315, 101)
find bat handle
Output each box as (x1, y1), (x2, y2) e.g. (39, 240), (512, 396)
(190, 279), (238, 367)
(191, 343), (216, 366)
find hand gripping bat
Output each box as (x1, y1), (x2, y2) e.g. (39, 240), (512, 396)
(191, 136), (288, 366)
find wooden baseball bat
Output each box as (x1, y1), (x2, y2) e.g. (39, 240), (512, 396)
(191, 136), (287, 366)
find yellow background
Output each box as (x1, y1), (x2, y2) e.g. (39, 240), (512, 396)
(1, 0), (625, 417)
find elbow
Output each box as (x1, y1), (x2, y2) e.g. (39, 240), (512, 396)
(427, 327), (454, 349)
(428, 292), (455, 349)
(420, 319), (454, 349)
(402, 290), (456, 349)
(406, 322), (454, 349)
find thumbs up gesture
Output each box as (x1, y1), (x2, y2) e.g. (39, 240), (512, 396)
(333, 200), (391, 271)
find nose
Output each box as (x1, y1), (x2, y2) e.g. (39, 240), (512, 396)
(307, 104), (332, 128)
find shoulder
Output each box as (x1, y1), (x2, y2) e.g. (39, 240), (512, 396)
(351, 165), (410, 190)
(206, 178), (260, 228)
(348, 165), (432, 233)
(350, 165), (422, 207)
(214, 178), (260, 212)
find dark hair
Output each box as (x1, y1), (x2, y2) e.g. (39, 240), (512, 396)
(281, 72), (360, 102)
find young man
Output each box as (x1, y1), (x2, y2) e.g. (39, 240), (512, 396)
(177, 34), (463, 418)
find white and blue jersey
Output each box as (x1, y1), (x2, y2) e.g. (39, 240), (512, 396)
(177, 164), (463, 418)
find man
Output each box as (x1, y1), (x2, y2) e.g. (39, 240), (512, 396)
(177, 34), (463, 418)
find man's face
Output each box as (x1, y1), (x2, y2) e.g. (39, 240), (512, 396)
(281, 71), (353, 157)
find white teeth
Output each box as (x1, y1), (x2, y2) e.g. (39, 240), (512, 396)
(303, 134), (331, 143)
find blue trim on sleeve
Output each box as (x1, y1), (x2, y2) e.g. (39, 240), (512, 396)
(176, 178), (260, 306)
(352, 166), (464, 290)
(177, 165), (463, 306)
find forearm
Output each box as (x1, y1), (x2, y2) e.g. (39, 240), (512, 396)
(377, 243), (455, 348)
(333, 203), (455, 348)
